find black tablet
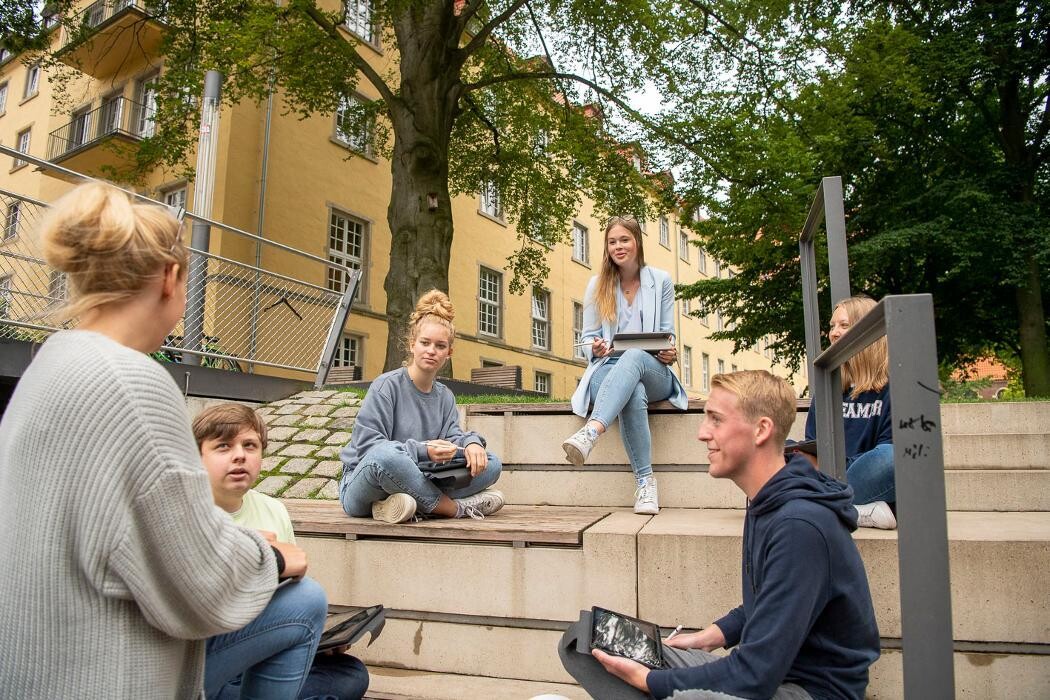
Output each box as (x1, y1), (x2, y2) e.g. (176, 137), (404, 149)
(589, 606), (667, 669)
(317, 604), (385, 652)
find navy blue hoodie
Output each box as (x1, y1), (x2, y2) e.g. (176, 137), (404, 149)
(646, 456), (880, 700)
(804, 385), (892, 462)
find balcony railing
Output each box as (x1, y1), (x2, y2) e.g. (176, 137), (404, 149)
(46, 97), (155, 161)
(76, 0), (158, 32)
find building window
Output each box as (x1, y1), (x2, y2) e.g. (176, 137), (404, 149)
(4, 202), (20, 240)
(135, 73), (159, 137)
(713, 259), (722, 278)
(683, 345), (693, 386)
(14, 128), (31, 168)
(534, 371), (551, 396)
(333, 334), (362, 368)
(717, 358), (725, 375)
(572, 221), (589, 264)
(659, 216), (669, 247)
(702, 352), (710, 391)
(0, 49), (10, 64)
(327, 210), (367, 298)
(573, 301), (585, 359)
(24, 64), (40, 99)
(334, 94), (374, 156)
(48, 271), (67, 305)
(531, 287), (550, 350)
(164, 187), (187, 212)
(0, 276), (10, 319)
(698, 247), (706, 274)
(638, 215), (647, 234)
(716, 311), (724, 331)
(682, 297), (691, 316)
(480, 181), (503, 220)
(731, 364), (738, 373)
(478, 267), (501, 336)
(344, 0), (376, 45)
(679, 229), (690, 261)
(70, 107), (92, 149)
(0, 82), (8, 114)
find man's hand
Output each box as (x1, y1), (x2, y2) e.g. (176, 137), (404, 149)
(464, 443), (488, 477)
(272, 540), (308, 579)
(664, 624), (726, 652)
(592, 649), (650, 693)
(426, 439), (458, 464)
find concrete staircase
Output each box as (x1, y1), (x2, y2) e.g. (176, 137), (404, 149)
(285, 401), (1050, 699)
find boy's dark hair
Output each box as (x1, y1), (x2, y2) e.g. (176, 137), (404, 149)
(192, 403), (268, 450)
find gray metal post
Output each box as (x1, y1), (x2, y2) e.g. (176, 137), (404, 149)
(183, 70), (223, 366)
(314, 269), (362, 388)
(885, 294), (955, 699)
(822, 176), (851, 305)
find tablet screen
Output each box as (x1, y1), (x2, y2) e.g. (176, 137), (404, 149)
(590, 607), (665, 669)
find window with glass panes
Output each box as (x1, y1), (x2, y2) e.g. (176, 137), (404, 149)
(480, 181), (503, 219)
(24, 64), (40, 98)
(572, 222), (588, 264)
(327, 210), (366, 296)
(573, 302), (585, 359)
(698, 247), (706, 273)
(333, 335), (361, 368)
(344, 0), (376, 44)
(702, 353), (710, 391)
(478, 267), (501, 336)
(335, 94), (374, 155)
(683, 345), (693, 386)
(679, 230), (690, 261)
(0, 276), (10, 318)
(0, 83), (8, 114)
(534, 371), (551, 396)
(4, 202), (20, 239)
(718, 358), (725, 375)
(682, 297), (691, 316)
(659, 216), (669, 247)
(48, 271), (67, 304)
(164, 187), (187, 212)
(14, 128), (30, 168)
(531, 288), (550, 349)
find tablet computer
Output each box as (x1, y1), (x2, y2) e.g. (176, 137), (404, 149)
(317, 604), (385, 652)
(589, 606), (667, 669)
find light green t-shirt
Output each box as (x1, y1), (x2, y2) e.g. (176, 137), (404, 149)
(231, 490), (296, 544)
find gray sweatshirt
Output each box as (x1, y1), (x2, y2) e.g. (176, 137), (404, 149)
(340, 367), (485, 475)
(0, 331), (278, 699)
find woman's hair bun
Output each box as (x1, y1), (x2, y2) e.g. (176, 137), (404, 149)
(411, 289), (455, 324)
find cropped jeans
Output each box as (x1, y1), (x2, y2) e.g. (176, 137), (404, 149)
(205, 576), (328, 699)
(846, 443), (896, 505)
(588, 348), (674, 480)
(339, 441), (503, 516)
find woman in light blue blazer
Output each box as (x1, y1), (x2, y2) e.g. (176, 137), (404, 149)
(563, 216), (688, 513)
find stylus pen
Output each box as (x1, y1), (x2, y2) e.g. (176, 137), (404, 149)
(666, 625), (683, 641)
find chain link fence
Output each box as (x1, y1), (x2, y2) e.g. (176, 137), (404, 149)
(0, 183), (357, 382)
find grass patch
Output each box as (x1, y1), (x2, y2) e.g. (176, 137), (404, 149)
(455, 394), (564, 404)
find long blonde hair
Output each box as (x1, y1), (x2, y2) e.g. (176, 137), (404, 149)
(404, 289), (456, 359)
(593, 216), (646, 322)
(836, 295), (888, 397)
(40, 182), (187, 319)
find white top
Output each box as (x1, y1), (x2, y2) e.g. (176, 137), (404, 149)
(617, 288), (643, 333)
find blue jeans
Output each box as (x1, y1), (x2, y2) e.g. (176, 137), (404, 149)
(339, 441), (503, 516)
(588, 349), (674, 479)
(205, 577), (328, 700)
(847, 443), (896, 505)
(213, 652), (369, 700)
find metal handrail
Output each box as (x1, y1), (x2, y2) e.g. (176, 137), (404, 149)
(46, 96), (153, 160)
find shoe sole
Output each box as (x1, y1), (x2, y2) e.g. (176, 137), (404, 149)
(562, 441), (585, 467)
(372, 493), (417, 524)
(634, 505), (659, 515)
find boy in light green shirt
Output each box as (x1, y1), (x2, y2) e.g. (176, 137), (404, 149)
(194, 403), (369, 700)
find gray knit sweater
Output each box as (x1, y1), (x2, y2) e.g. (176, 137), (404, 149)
(0, 331), (278, 698)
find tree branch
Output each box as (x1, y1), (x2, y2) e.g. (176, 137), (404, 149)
(455, 0), (529, 64)
(463, 92), (500, 156)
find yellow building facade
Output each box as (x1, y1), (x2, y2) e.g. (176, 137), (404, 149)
(0, 1), (803, 399)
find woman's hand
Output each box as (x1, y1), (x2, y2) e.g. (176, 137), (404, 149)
(426, 439), (458, 464)
(464, 443), (488, 477)
(656, 344), (677, 365)
(591, 337), (612, 358)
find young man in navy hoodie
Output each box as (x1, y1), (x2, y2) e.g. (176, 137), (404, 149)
(559, 370), (880, 699)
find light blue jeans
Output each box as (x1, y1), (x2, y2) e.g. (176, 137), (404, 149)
(846, 443), (896, 505)
(339, 442), (503, 516)
(205, 576), (328, 699)
(588, 348), (674, 480)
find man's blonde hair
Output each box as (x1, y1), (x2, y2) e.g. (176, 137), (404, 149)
(711, 370), (797, 444)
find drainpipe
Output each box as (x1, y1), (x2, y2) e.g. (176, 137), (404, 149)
(247, 71), (276, 373)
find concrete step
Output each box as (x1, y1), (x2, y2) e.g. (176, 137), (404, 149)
(939, 401), (1050, 434)
(363, 665), (588, 700)
(498, 465), (1050, 511)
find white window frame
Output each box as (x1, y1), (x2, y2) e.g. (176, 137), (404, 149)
(0, 276), (10, 319)
(13, 128), (30, 169)
(682, 297), (691, 316)
(334, 94), (374, 156)
(24, 63), (40, 99)
(679, 229), (690, 261)
(717, 358), (725, 375)
(344, 0), (377, 46)
(698, 247), (707, 274)
(659, 216), (669, 248)
(333, 334), (362, 369)
(714, 259), (722, 278)
(327, 209), (368, 301)
(479, 181), (503, 220)
(163, 186), (187, 212)
(135, 73), (159, 137)
(0, 82), (8, 115)
(683, 345), (693, 386)
(571, 221), (589, 265)
(4, 201), (20, 240)
(531, 287), (550, 350)
(572, 301), (585, 359)
(534, 371), (551, 396)
(478, 267), (502, 337)
(702, 352), (710, 391)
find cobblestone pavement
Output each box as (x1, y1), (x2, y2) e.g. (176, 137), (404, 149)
(253, 390), (361, 500)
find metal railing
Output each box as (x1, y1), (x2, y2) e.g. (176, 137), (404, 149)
(0, 145), (359, 387)
(800, 179), (954, 698)
(73, 0), (158, 33)
(47, 96), (154, 160)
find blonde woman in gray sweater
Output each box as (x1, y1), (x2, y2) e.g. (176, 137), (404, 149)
(0, 183), (324, 698)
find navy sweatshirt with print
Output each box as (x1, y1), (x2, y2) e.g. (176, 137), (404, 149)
(805, 384), (892, 461)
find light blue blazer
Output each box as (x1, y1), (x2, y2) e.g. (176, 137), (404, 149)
(570, 265), (688, 417)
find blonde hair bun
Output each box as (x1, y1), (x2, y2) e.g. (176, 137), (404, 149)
(410, 289), (455, 326)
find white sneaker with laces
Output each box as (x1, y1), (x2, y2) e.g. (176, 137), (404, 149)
(634, 476), (659, 515)
(371, 492), (418, 524)
(455, 489), (505, 519)
(562, 426), (597, 466)
(855, 501), (896, 530)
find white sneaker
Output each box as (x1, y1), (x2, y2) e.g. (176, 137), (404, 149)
(372, 493), (418, 524)
(634, 476), (659, 515)
(455, 489), (505, 519)
(856, 501), (896, 530)
(562, 426), (597, 466)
